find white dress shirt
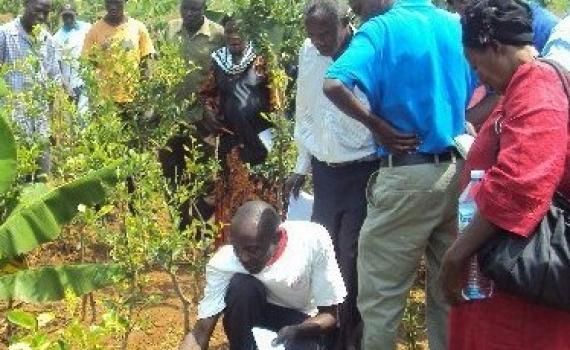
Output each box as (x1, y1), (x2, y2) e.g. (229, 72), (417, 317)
(542, 16), (570, 71)
(293, 39), (376, 175)
(198, 221), (347, 319)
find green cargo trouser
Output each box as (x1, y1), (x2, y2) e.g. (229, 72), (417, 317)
(358, 160), (462, 350)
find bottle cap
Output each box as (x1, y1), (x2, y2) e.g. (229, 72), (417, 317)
(471, 170), (484, 180)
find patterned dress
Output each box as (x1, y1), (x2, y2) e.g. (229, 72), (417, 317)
(200, 44), (281, 244)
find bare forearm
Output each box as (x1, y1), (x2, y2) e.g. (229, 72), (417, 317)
(180, 316), (219, 350)
(452, 213), (498, 259)
(294, 308), (337, 339)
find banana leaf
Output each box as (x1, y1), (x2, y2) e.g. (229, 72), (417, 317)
(0, 165), (120, 261)
(0, 263), (124, 303)
(0, 114), (17, 195)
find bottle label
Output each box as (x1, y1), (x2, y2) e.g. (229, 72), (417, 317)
(458, 205), (475, 232)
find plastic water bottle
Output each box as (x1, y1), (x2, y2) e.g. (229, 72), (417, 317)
(458, 170), (494, 300)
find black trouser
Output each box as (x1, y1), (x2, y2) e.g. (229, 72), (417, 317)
(311, 157), (380, 350)
(224, 274), (328, 350)
(158, 133), (215, 231)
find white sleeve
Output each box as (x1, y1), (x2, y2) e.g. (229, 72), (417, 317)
(196, 247), (242, 319)
(197, 264), (233, 319)
(310, 226), (347, 307)
(293, 40), (313, 175)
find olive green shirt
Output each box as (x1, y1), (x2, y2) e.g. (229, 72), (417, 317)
(168, 17), (224, 121)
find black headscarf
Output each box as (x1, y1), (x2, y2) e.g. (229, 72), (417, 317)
(461, 0), (534, 49)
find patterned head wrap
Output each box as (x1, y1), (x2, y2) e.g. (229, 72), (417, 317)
(462, 0), (534, 49)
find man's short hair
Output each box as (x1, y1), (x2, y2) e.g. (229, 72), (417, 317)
(231, 201), (281, 242)
(257, 205), (280, 242)
(304, 0), (351, 25)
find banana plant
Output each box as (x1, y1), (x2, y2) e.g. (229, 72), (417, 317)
(0, 113), (17, 194)
(0, 117), (125, 303)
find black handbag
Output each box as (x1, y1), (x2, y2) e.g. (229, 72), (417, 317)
(477, 59), (570, 310)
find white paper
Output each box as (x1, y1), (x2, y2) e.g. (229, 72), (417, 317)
(252, 327), (285, 350)
(258, 129), (274, 153)
(286, 191), (314, 221)
(453, 133), (475, 159)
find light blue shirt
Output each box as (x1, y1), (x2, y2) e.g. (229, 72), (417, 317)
(53, 20), (91, 90)
(542, 16), (570, 71)
(326, 0), (476, 155)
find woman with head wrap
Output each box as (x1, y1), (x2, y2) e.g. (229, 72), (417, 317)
(199, 16), (281, 244)
(440, 0), (570, 348)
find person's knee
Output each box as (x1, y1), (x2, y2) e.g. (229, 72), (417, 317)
(225, 273), (266, 306)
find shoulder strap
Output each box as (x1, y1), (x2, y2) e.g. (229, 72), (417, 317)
(540, 59), (570, 204)
(539, 58), (570, 111)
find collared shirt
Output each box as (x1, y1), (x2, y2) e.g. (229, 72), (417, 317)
(542, 16), (570, 71)
(167, 17), (224, 120)
(0, 17), (60, 92)
(0, 17), (61, 137)
(528, 1), (559, 52)
(53, 20), (91, 91)
(294, 39), (375, 174)
(82, 16), (155, 103)
(326, 0), (476, 156)
(198, 221), (347, 319)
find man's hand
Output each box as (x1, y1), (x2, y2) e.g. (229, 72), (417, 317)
(180, 315), (220, 350)
(283, 174), (306, 199)
(440, 243), (468, 305)
(370, 117), (420, 154)
(273, 325), (300, 347)
(179, 332), (201, 350)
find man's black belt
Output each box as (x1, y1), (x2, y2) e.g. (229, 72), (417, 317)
(379, 150), (460, 168)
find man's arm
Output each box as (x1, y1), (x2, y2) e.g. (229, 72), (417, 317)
(273, 305), (337, 345)
(179, 314), (221, 350)
(323, 79), (419, 154)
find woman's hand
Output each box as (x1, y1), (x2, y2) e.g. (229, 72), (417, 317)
(440, 214), (499, 305)
(440, 243), (469, 305)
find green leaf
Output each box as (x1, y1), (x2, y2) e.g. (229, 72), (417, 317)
(0, 114), (17, 195)
(0, 264), (124, 303)
(13, 183), (51, 213)
(0, 164), (121, 261)
(6, 310), (37, 330)
(0, 78), (9, 98)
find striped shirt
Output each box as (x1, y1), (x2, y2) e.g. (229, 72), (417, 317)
(294, 39), (375, 174)
(0, 17), (61, 137)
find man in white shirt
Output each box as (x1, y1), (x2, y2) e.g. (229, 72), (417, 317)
(543, 15), (570, 71)
(283, 1), (378, 349)
(179, 201), (346, 350)
(53, 3), (90, 115)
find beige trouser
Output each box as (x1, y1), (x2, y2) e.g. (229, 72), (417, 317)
(358, 160), (462, 350)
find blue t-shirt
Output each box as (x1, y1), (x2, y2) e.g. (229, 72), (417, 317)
(326, 0), (476, 155)
(529, 2), (559, 52)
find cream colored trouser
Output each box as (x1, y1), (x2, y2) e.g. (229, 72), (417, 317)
(358, 161), (462, 350)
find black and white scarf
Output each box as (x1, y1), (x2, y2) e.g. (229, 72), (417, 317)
(211, 41), (257, 75)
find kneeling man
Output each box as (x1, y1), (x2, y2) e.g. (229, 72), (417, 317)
(180, 201), (346, 350)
